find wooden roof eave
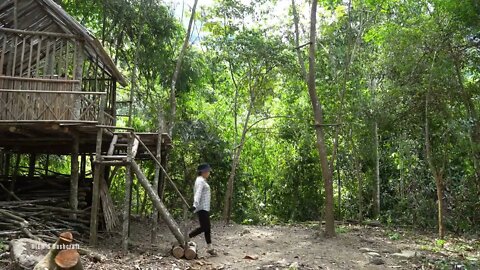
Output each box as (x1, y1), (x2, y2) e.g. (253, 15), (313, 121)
(36, 0), (127, 86)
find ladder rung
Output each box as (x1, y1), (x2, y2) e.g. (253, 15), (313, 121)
(114, 144), (128, 147)
(93, 160), (129, 166)
(102, 155), (127, 160)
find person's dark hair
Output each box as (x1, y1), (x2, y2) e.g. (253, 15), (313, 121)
(197, 163), (211, 176)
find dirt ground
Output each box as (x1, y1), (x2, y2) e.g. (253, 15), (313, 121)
(81, 218), (478, 270)
(2, 218), (478, 269)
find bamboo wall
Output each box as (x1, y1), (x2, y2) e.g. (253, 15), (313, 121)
(0, 28), (115, 124)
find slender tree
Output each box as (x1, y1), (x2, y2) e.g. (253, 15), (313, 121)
(169, 0), (199, 135)
(306, 0), (335, 237)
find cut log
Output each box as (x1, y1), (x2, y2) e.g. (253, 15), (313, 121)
(172, 245), (184, 259)
(184, 241), (197, 260)
(55, 249), (83, 270)
(33, 232), (75, 270)
(130, 160), (185, 245)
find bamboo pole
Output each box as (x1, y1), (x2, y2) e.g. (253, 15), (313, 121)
(73, 41), (84, 120)
(13, 0), (18, 30)
(122, 133), (134, 251)
(130, 160), (185, 245)
(0, 36), (6, 75)
(151, 126), (163, 243)
(0, 28), (77, 39)
(89, 95), (106, 246)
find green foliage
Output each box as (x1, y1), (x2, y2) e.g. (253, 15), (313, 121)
(49, 0), (480, 235)
(388, 232), (401, 241)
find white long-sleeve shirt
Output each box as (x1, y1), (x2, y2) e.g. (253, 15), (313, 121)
(193, 176), (211, 213)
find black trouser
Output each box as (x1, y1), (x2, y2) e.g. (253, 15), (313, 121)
(189, 210), (211, 244)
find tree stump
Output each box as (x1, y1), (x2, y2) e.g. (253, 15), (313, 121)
(34, 232), (80, 270)
(55, 249), (83, 270)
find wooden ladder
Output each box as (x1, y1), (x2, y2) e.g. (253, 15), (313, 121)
(91, 131), (188, 248)
(103, 133), (139, 162)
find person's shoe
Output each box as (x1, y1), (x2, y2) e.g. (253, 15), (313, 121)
(207, 244), (218, 256)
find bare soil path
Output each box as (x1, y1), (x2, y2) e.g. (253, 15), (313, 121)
(2, 218), (478, 269)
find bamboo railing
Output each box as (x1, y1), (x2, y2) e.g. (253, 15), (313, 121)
(0, 89), (106, 122)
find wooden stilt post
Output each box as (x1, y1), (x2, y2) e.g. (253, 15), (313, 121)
(80, 155), (86, 180)
(4, 153), (11, 178)
(70, 134), (80, 219)
(28, 154), (36, 178)
(122, 132), (134, 251)
(8, 154), (20, 201)
(104, 166), (111, 186)
(151, 131), (162, 243)
(89, 95), (107, 246)
(0, 150), (4, 177)
(44, 154), (50, 177)
(159, 152), (167, 200)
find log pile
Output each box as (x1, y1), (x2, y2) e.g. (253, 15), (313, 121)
(171, 242), (197, 260)
(0, 176), (90, 207)
(0, 176), (119, 234)
(0, 200), (90, 242)
(0, 176), (91, 241)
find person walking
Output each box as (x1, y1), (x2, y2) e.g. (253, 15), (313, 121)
(189, 163), (217, 256)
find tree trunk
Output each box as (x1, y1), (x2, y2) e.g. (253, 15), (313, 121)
(434, 171), (445, 239)
(223, 102), (254, 222)
(292, 0), (316, 220)
(306, 0), (335, 237)
(128, 27), (143, 127)
(374, 120), (380, 217)
(169, 0), (199, 136)
(355, 157), (363, 222)
(424, 95), (446, 239)
(291, 0), (307, 82)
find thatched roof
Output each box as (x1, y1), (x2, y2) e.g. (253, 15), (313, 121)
(0, 0), (127, 86)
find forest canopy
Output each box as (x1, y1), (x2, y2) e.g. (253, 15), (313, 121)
(59, 0), (480, 236)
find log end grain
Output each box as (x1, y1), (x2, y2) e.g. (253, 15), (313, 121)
(184, 242), (197, 260)
(172, 245), (184, 259)
(55, 249), (80, 269)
